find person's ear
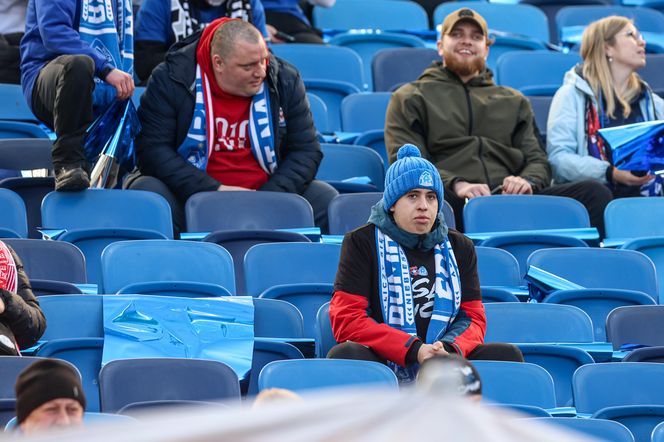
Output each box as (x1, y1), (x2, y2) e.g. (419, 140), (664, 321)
(212, 54), (224, 72)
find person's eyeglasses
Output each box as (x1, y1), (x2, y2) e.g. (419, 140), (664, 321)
(624, 30), (644, 42)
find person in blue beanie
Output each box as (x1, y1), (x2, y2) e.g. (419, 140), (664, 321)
(328, 144), (523, 383)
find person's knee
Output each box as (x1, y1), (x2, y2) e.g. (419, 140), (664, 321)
(488, 343), (524, 362)
(60, 55), (95, 85)
(578, 179), (613, 205)
(327, 341), (383, 362)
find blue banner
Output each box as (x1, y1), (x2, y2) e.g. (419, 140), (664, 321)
(102, 295), (254, 380)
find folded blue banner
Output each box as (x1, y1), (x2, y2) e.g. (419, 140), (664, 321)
(598, 120), (664, 173)
(524, 265), (585, 302)
(465, 227), (599, 242)
(102, 295), (254, 380)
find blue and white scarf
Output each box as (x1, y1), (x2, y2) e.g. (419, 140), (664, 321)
(376, 229), (461, 383)
(78, 0), (134, 111)
(177, 64), (277, 174)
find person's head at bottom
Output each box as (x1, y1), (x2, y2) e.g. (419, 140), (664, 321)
(417, 354), (482, 402)
(16, 359), (86, 434)
(383, 144), (445, 235)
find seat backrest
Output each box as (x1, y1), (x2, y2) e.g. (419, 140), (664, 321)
(556, 5), (664, 42)
(528, 96), (553, 139)
(271, 44), (364, 89)
(0, 139), (52, 170)
(434, 2), (550, 42)
(371, 47), (439, 92)
(654, 420), (664, 442)
(259, 283), (334, 338)
(0, 84), (38, 121)
(622, 346), (664, 363)
(41, 189), (173, 238)
(249, 339), (304, 395)
(101, 240), (236, 294)
(495, 50), (580, 95)
(253, 298), (305, 339)
(3, 238), (86, 283)
(0, 177), (55, 239)
(606, 305), (664, 350)
(475, 246), (521, 287)
(573, 362), (664, 414)
(354, 130), (388, 170)
(304, 80), (362, 131)
(484, 302), (594, 343)
(544, 288), (656, 342)
(340, 92), (392, 133)
(204, 230), (310, 296)
(464, 195), (590, 233)
(327, 192), (383, 235)
(315, 302), (336, 358)
(244, 243), (341, 297)
(527, 247), (658, 301)
(641, 54), (664, 93)
(317, 144), (385, 191)
(605, 198), (664, 239)
(622, 237), (664, 304)
(307, 92), (329, 134)
(595, 405), (664, 442)
(472, 361), (556, 408)
(99, 358), (240, 413)
(0, 188), (27, 238)
(184, 191), (314, 233)
(258, 359), (398, 392)
(529, 417), (633, 442)
(313, 0), (428, 32)
(38, 295), (104, 340)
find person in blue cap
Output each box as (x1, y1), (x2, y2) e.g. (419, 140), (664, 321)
(328, 144), (523, 383)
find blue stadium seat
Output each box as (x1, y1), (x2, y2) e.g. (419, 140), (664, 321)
(116, 281), (232, 297)
(315, 302), (335, 358)
(464, 195), (590, 234)
(527, 248), (658, 301)
(528, 95), (553, 142)
(495, 51), (581, 96)
(529, 417), (633, 442)
(253, 298), (305, 339)
(2, 238), (86, 284)
(0, 139), (52, 170)
(243, 243), (341, 297)
(481, 287), (520, 303)
(641, 54), (664, 97)
(28, 280), (83, 296)
(0, 121), (49, 139)
(543, 289), (656, 342)
(99, 358), (240, 413)
(521, 0), (613, 43)
(475, 246), (521, 287)
(0, 177), (55, 239)
(258, 359), (398, 392)
(327, 192), (383, 235)
(304, 80), (363, 131)
(472, 361), (557, 409)
(329, 33), (427, 91)
(340, 92), (392, 133)
(41, 189), (174, 285)
(203, 230), (310, 296)
(605, 198), (664, 241)
(606, 306), (664, 351)
(622, 346), (664, 363)
(479, 234), (588, 280)
(518, 344), (594, 408)
(259, 283), (334, 338)
(36, 338), (104, 412)
(486, 404), (552, 418)
(594, 406), (664, 442)
(313, 0), (428, 32)
(0, 84), (40, 122)
(371, 47), (439, 93)
(484, 303), (594, 343)
(4, 412), (136, 431)
(184, 191), (314, 233)
(0, 188), (27, 238)
(307, 92), (329, 134)
(249, 339), (304, 396)
(622, 237), (664, 304)
(317, 144), (385, 193)
(354, 129), (388, 169)
(653, 420), (664, 442)
(101, 240), (236, 295)
(38, 295), (104, 341)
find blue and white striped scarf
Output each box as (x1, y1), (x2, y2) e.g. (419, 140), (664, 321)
(78, 0), (134, 111)
(177, 64), (276, 174)
(376, 229), (461, 383)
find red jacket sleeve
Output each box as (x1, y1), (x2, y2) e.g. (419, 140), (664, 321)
(329, 291), (420, 367)
(441, 300), (486, 357)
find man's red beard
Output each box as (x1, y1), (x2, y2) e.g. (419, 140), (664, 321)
(443, 51), (486, 78)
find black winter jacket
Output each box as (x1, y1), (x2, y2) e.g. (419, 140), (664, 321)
(135, 32), (322, 202)
(0, 246), (46, 353)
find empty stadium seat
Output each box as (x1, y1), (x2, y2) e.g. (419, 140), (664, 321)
(475, 246), (522, 288)
(529, 417), (633, 442)
(253, 298), (305, 339)
(38, 295), (104, 341)
(340, 92), (391, 133)
(521, 0), (613, 43)
(606, 305), (664, 351)
(594, 405), (664, 442)
(315, 302), (335, 358)
(249, 339), (304, 396)
(327, 192), (382, 235)
(317, 144), (385, 193)
(605, 198), (664, 241)
(313, 0), (428, 32)
(353, 129), (388, 168)
(0, 188), (27, 238)
(101, 240), (236, 295)
(528, 95), (553, 142)
(2, 238), (86, 284)
(371, 47), (438, 92)
(641, 54), (664, 96)
(0, 177), (55, 239)
(258, 359), (398, 392)
(622, 237), (664, 304)
(622, 346), (664, 363)
(184, 191), (314, 233)
(481, 287), (520, 303)
(495, 51), (581, 96)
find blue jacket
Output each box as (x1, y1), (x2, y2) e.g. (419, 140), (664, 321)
(19, 0), (117, 110)
(261, 0), (309, 25)
(547, 66), (664, 184)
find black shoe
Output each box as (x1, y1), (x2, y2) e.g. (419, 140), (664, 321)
(54, 166), (90, 192)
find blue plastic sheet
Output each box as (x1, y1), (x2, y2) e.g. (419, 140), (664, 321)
(102, 295), (254, 380)
(524, 265), (585, 302)
(598, 120), (664, 173)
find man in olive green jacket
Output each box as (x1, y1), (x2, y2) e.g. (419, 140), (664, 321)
(385, 7), (612, 232)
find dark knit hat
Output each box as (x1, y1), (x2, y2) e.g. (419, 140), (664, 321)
(383, 144), (444, 210)
(15, 359), (86, 423)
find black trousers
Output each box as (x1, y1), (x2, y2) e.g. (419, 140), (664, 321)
(0, 32), (22, 84)
(31, 54), (95, 171)
(265, 11), (324, 44)
(328, 341), (524, 363)
(124, 174), (338, 236)
(444, 179), (613, 238)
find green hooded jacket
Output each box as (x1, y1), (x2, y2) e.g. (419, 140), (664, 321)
(385, 62), (551, 193)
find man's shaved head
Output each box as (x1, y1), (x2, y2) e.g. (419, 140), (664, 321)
(211, 19), (263, 61)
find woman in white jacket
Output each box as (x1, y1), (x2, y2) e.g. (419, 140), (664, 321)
(547, 15), (664, 197)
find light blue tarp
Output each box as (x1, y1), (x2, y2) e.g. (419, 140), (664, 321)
(102, 295), (254, 380)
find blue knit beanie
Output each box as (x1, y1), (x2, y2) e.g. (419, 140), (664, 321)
(383, 144), (444, 210)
